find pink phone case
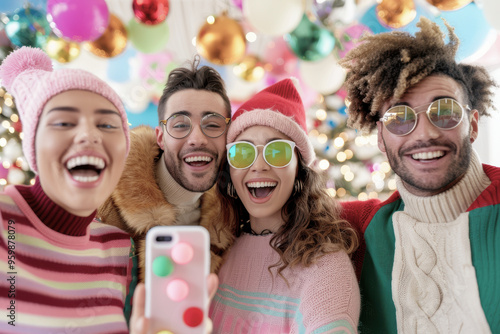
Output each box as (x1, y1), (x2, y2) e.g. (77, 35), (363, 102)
(145, 226), (210, 334)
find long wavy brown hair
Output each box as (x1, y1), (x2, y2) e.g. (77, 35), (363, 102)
(215, 153), (358, 280)
(338, 17), (497, 133)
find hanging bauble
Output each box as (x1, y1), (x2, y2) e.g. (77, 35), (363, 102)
(233, 54), (265, 82)
(299, 53), (345, 95)
(44, 36), (80, 63)
(263, 37), (298, 76)
(338, 24), (372, 59)
(426, 0), (472, 11)
(196, 14), (246, 65)
(285, 14), (336, 62)
(128, 18), (169, 54)
(47, 0), (109, 42)
(243, 0), (303, 36)
(8, 167), (26, 185)
(5, 6), (51, 48)
(132, 0), (169, 25)
(481, 0), (500, 31)
(376, 0), (416, 29)
(85, 14), (127, 58)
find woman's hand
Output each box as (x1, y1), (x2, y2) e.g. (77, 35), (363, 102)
(130, 274), (219, 334)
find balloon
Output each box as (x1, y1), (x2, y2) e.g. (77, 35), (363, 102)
(85, 14), (127, 58)
(481, 0), (500, 31)
(4, 6), (51, 48)
(44, 36), (80, 63)
(128, 18), (169, 54)
(299, 53), (346, 95)
(285, 14), (336, 62)
(376, 0), (417, 29)
(132, 0), (169, 25)
(47, 0), (109, 42)
(338, 24), (372, 59)
(107, 47), (137, 83)
(233, 54), (265, 82)
(426, 0), (472, 11)
(263, 37), (298, 76)
(196, 14), (246, 65)
(243, 0), (304, 36)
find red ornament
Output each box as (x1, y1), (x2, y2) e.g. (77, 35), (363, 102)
(132, 0), (170, 25)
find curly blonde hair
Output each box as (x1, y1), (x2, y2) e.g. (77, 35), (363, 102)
(338, 17), (497, 132)
(216, 155), (358, 281)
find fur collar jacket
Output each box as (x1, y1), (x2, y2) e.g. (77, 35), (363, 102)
(98, 125), (233, 282)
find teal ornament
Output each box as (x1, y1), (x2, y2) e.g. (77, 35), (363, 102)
(5, 6), (51, 48)
(285, 14), (336, 62)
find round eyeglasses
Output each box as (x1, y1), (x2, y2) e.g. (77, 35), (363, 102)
(160, 113), (231, 139)
(379, 98), (469, 136)
(227, 140), (296, 169)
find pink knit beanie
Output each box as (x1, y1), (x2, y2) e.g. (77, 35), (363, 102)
(0, 47), (130, 173)
(227, 78), (315, 166)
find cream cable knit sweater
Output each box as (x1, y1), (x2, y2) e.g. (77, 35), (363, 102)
(392, 151), (492, 333)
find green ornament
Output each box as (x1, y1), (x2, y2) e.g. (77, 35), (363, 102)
(5, 6), (51, 48)
(152, 255), (173, 277)
(285, 14), (336, 62)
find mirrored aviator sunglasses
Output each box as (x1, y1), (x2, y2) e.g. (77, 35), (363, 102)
(226, 140), (296, 169)
(380, 98), (468, 136)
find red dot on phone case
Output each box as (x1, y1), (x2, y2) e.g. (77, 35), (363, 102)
(171, 242), (194, 264)
(166, 279), (189, 301)
(183, 307), (203, 327)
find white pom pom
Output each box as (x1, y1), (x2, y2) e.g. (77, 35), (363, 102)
(0, 47), (52, 90)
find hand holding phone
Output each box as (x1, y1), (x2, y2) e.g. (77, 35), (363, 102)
(145, 226), (210, 334)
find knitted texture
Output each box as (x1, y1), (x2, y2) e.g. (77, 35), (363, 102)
(0, 185), (131, 333)
(209, 233), (360, 333)
(0, 47), (130, 172)
(391, 152), (492, 333)
(227, 78), (315, 166)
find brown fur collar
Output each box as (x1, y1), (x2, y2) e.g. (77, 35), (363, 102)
(98, 125), (233, 281)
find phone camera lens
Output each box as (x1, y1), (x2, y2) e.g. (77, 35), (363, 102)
(156, 236), (173, 242)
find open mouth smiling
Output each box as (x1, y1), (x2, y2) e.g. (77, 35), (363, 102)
(184, 155), (213, 167)
(246, 181), (277, 198)
(66, 155), (105, 183)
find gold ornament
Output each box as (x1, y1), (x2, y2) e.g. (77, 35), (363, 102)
(85, 14), (127, 58)
(376, 0), (416, 28)
(426, 0), (472, 11)
(44, 36), (80, 63)
(233, 55), (265, 82)
(196, 14), (246, 65)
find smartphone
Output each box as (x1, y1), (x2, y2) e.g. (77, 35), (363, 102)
(145, 226), (210, 334)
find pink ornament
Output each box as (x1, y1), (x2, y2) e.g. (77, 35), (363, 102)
(264, 37), (298, 76)
(132, 0), (170, 25)
(47, 0), (110, 42)
(338, 24), (372, 59)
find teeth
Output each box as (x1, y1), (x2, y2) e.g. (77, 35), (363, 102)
(66, 156), (105, 170)
(185, 156), (212, 163)
(72, 175), (99, 183)
(412, 151), (444, 160)
(246, 181), (278, 188)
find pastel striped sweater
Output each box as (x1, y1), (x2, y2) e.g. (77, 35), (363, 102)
(209, 233), (360, 333)
(0, 182), (132, 333)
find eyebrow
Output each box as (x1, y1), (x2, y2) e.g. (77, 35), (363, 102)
(237, 137), (284, 144)
(47, 106), (121, 117)
(392, 95), (457, 107)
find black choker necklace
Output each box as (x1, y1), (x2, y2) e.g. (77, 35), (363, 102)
(240, 220), (274, 236)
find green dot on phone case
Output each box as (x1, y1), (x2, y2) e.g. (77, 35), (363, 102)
(152, 256), (173, 277)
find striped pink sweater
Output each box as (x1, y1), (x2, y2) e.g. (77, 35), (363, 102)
(0, 184), (131, 333)
(209, 233), (360, 334)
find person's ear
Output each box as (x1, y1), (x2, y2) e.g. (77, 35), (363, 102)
(469, 109), (479, 144)
(377, 121), (387, 154)
(155, 125), (165, 150)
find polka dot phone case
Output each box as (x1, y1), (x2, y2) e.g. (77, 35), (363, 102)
(145, 226), (210, 334)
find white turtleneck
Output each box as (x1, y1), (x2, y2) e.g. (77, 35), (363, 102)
(155, 153), (203, 225)
(392, 150), (492, 334)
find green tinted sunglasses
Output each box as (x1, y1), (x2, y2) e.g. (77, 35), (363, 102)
(226, 140), (296, 169)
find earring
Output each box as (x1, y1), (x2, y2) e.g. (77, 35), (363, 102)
(227, 182), (238, 199)
(293, 179), (303, 196)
